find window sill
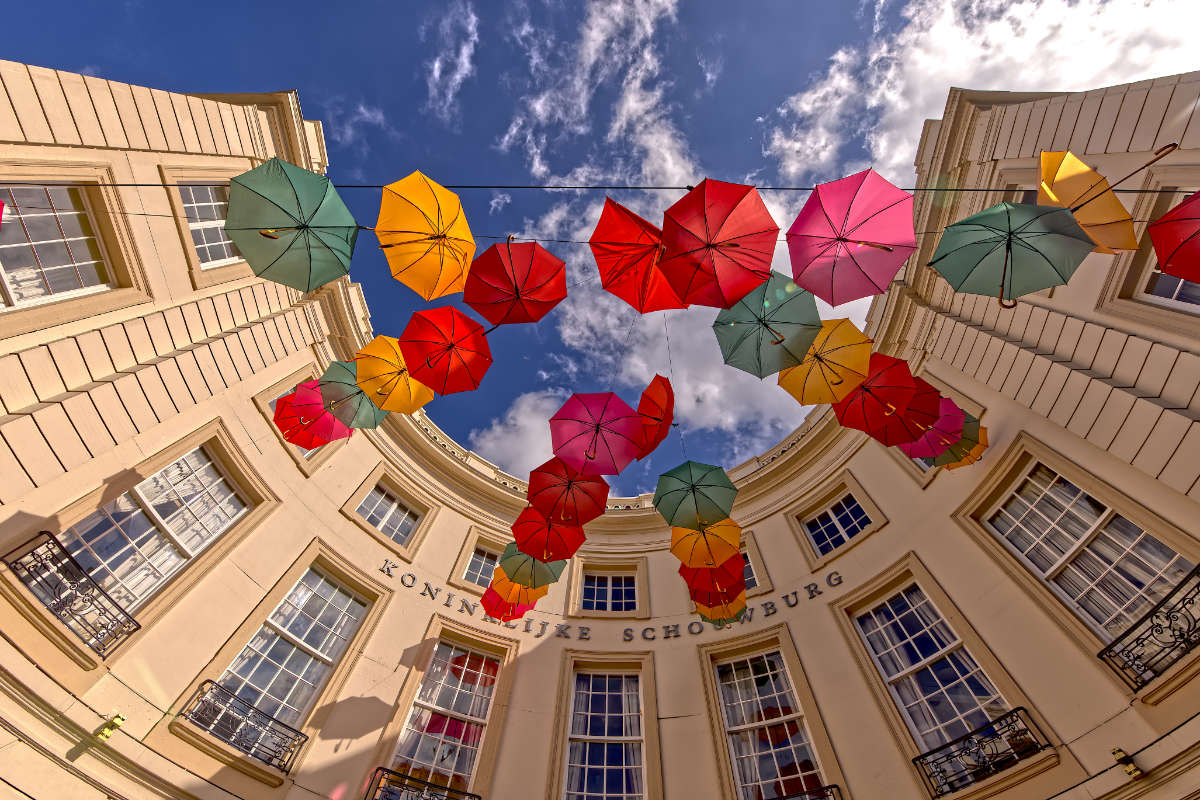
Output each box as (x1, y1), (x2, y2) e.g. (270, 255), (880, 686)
(188, 258), (254, 290)
(926, 747), (1059, 800)
(0, 566), (101, 671)
(0, 287), (150, 340)
(167, 717), (287, 788)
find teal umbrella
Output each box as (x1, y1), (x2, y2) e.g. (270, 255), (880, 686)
(318, 361), (389, 429)
(928, 202), (1093, 307)
(498, 543), (566, 589)
(225, 157), (358, 292)
(713, 272), (822, 379)
(653, 461), (738, 530)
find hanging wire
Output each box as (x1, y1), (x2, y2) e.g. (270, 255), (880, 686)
(662, 310), (688, 459)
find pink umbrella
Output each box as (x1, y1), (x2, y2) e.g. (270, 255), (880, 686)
(787, 169), (916, 306)
(897, 396), (966, 459)
(549, 392), (642, 476)
(273, 380), (352, 448)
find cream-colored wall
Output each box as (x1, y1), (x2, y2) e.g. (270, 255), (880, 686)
(1, 61), (1199, 800)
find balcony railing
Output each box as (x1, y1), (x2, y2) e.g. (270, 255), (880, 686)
(1098, 564), (1200, 690)
(912, 707), (1049, 798)
(779, 786), (844, 800)
(2, 531), (140, 658)
(181, 680), (307, 773)
(363, 767), (482, 800)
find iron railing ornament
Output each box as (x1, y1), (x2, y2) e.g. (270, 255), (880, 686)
(1098, 565), (1200, 690)
(912, 707), (1049, 798)
(182, 680), (308, 773)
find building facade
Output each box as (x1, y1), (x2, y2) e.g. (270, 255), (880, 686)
(0, 60), (1198, 800)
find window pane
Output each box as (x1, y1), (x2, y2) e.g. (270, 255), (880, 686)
(463, 548), (498, 587)
(178, 182), (240, 266)
(356, 484), (420, 546)
(802, 493), (871, 556)
(565, 673), (644, 800)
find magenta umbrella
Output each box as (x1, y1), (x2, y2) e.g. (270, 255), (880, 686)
(787, 169), (916, 306)
(550, 392), (642, 476)
(897, 397), (966, 459)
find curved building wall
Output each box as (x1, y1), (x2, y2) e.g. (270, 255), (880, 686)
(0, 61), (1198, 800)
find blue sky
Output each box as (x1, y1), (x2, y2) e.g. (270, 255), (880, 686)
(10, 0), (1198, 495)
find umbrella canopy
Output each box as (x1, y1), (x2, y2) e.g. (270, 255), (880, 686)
(635, 375), (675, 459)
(671, 518), (742, 568)
(354, 335), (435, 415)
(590, 198), (687, 313)
(787, 169), (916, 306)
(1148, 191), (1200, 283)
(489, 565), (550, 606)
(512, 506), (586, 562)
(925, 413), (986, 467)
(777, 318), (872, 405)
(928, 202), (1094, 306)
(224, 158), (357, 292)
(859, 375), (941, 447)
(273, 380), (352, 449)
(317, 361), (389, 429)
(549, 392), (642, 476)
(1038, 151), (1137, 253)
(945, 429), (989, 470)
(678, 554), (745, 595)
(398, 307), (493, 395)
(898, 395), (966, 459)
(690, 579), (747, 609)
(464, 238), (567, 327)
(713, 272), (822, 379)
(696, 591), (747, 625)
(660, 179), (779, 309)
(481, 587), (534, 622)
(377, 171), (475, 300)
(498, 542), (566, 589)
(653, 461), (738, 530)
(526, 457), (610, 525)
(832, 353), (918, 439)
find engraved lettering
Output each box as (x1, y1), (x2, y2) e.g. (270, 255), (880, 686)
(641, 627), (656, 641)
(623, 628), (634, 642)
(826, 571), (843, 587)
(783, 590), (801, 607)
(457, 599), (478, 616)
(803, 582), (822, 599)
(761, 600), (777, 617)
(379, 559), (398, 577)
(420, 582), (441, 601)
(662, 624), (680, 639)
(400, 573), (416, 588)
(578, 626), (591, 641)
(554, 624), (572, 639)
(687, 621), (704, 635)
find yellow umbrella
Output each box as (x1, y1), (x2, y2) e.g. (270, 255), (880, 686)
(376, 171), (475, 300)
(490, 565), (549, 606)
(1038, 151), (1137, 253)
(354, 335), (435, 414)
(670, 518), (742, 568)
(696, 591), (747, 624)
(777, 318), (871, 405)
(944, 425), (989, 470)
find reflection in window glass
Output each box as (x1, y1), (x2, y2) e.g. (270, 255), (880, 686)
(564, 673), (643, 800)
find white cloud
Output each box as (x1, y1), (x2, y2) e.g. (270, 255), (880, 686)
(424, 0), (481, 124)
(468, 389), (570, 475)
(325, 102), (388, 147)
(489, 191), (512, 215)
(697, 51), (723, 93)
(767, 0), (1200, 185)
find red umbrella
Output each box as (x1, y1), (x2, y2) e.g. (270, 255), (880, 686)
(481, 586), (533, 622)
(449, 652), (498, 687)
(273, 380), (352, 448)
(678, 554), (744, 594)
(635, 374), (675, 459)
(512, 505), (586, 561)
(898, 395), (966, 459)
(463, 237), (567, 327)
(832, 354), (918, 441)
(398, 307), (493, 395)
(787, 169), (916, 306)
(690, 576), (746, 609)
(863, 375), (941, 447)
(1148, 191), (1200, 283)
(590, 198), (687, 313)
(550, 392), (642, 476)
(526, 457), (610, 525)
(659, 179), (779, 309)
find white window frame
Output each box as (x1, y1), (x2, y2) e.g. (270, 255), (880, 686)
(178, 181), (241, 270)
(462, 547), (499, 588)
(581, 572), (638, 613)
(563, 671), (645, 800)
(801, 493), (872, 557)
(740, 551), (758, 592)
(356, 484), (421, 546)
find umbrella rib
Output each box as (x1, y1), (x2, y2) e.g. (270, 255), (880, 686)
(227, 180), (303, 227)
(844, 193), (912, 241)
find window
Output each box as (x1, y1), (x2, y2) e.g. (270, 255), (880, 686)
(0, 184), (110, 308)
(715, 652), (825, 800)
(215, 568), (366, 728)
(986, 462), (1194, 640)
(741, 551), (758, 592)
(178, 182), (240, 268)
(1138, 188), (1200, 312)
(267, 390), (321, 460)
(564, 673), (644, 800)
(854, 584), (1007, 751)
(582, 573), (637, 612)
(57, 446), (246, 612)
(463, 548), (498, 588)
(391, 641), (500, 792)
(356, 484), (421, 546)
(802, 494), (871, 556)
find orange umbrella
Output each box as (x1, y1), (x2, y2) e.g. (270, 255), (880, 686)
(354, 335), (435, 414)
(489, 565), (549, 606)
(943, 426), (989, 470)
(777, 318), (871, 405)
(376, 171), (475, 300)
(696, 590), (747, 624)
(670, 518), (741, 568)
(1038, 151), (1136, 253)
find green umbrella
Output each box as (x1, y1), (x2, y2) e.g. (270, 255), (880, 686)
(713, 272), (822, 379)
(653, 461), (738, 530)
(927, 202), (1093, 307)
(318, 361), (389, 429)
(225, 157), (358, 292)
(700, 608), (746, 626)
(925, 413), (983, 467)
(498, 542), (566, 589)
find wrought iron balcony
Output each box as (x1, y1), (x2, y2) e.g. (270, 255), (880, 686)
(181, 680), (307, 773)
(779, 786), (844, 800)
(912, 707), (1049, 798)
(2, 531), (140, 658)
(1098, 564), (1200, 690)
(364, 767), (482, 800)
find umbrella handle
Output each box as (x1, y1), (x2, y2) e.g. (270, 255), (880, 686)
(883, 402), (897, 417)
(998, 297), (1017, 309)
(841, 237), (895, 253)
(258, 228), (292, 239)
(584, 430), (599, 461)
